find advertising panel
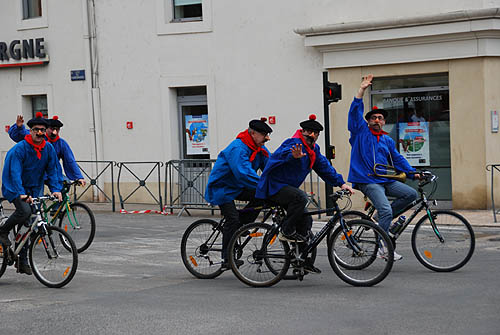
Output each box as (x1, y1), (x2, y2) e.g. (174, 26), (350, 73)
(398, 122), (429, 166)
(185, 114), (209, 155)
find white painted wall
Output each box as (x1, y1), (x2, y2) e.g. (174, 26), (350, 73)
(1, 0), (496, 170)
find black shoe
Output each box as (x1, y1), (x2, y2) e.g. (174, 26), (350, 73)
(0, 232), (11, 247)
(278, 231), (306, 243)
(221, 259), (244, 271)
(15, 262), (32, 275)
(303, 259), (321, 274)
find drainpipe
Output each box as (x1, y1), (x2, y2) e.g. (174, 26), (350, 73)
(82, 0), (105, 201)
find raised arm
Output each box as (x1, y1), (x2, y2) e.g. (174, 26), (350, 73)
(8, 115), (29, 143)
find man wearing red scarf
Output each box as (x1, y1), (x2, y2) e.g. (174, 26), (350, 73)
(256, 115), (353, 273)
(348, 74), (421, 261)
(205, 118), (272, 270)
(0, 114), (62, 275)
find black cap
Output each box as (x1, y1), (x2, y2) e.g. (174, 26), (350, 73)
(26, 112), (48, 128)
(249, 117), (273, 134)
(48, 116), (64, 128)
(300, 114), (323, 131)
(364, 106), (388, 121)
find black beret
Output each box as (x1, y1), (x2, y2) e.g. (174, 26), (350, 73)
(364, 106), (388, 121)
(300, 114), (323, 131)
(249, 117), (273, 134)
(48, 116), (64, 128)
(26, 112), (48, 128)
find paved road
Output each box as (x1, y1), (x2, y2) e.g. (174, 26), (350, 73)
(0, 212), (499, 335)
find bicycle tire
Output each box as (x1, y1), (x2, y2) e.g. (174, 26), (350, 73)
(0, 242), (7, 278)
(327, 211), (372, 249)
(228, 222), (290, 287)
(58, 202), (96, 253)
(328, 219), (394, 287)
(30, 226), (78, 288)
(180, 219), (224, 279)
(411, 210), (475, 272)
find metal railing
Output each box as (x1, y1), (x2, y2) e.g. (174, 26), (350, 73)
(76, 160), (116, 212)
(117, 161), (164, 212)
(486, 164), (500, 223)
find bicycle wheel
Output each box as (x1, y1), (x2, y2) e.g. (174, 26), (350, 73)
(58, 202), (96, 253)
(30, 226), (78, 288)
(180, 219), (224, 279)
(228, 222), (290, 287)
(411, 210), (475, 272)
(328, 219), (394, 287)
(0, 242), (7, 278)
(327, 211), (372, 248)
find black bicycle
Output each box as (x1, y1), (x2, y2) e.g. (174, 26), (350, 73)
(180, 205), (317, 279)
(227, 190), (395, 287)
(329, 170), (475, 272)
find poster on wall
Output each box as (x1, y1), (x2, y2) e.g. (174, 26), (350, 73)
(398, 122), (429, 166)
(185, 114), (209, 155)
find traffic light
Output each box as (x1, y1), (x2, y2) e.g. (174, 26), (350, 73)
(324, 81), (342, 104)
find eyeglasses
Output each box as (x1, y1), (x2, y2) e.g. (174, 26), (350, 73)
(31, 127), (46, 133)
(369, 115), (385, 121)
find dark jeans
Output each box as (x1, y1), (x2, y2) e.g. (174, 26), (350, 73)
(0, 197), (32, 264)
(220, 189), (265, 261)
(268, 185), (312, 236)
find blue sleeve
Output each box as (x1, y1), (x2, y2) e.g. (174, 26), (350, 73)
(388, 138), (416, 177)
(227, 145), (260, 189)
(348, 98), (367, 134)
(258, 147), (271, 171)
(3, 148), (27, 198)
(312, 150), (345, 187)
(45, 146), (62, 193)
(59, 140), (83, 180)
(8, 124), (29, 143)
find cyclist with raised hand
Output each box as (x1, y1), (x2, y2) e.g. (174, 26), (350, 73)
(8, 115), (86, 186)
(256, 114), (354, 273)
(205, 118), (273, 270)
(0, 113), (62, 275)
(348, 74), (421, 260)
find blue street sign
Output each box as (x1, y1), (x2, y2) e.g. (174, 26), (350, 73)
(71, 70), (85, 81)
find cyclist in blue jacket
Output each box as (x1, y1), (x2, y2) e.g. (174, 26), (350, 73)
(348, 74), (421, 260)
(205, 118), (273, 269)
(256, 115), (354, 273)
(8, 115), (85, 186)
(0, 113), (62, 275)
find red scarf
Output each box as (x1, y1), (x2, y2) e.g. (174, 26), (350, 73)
(292, 129), (316, 169)
(236, 130), (269, 162)
(24, 134), (46, 160)
(369, 128), (389, 142)
(47, 135), (60, 143)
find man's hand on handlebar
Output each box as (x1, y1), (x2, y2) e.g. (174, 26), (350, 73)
(77, 179), (86, 186)
(20, 195), (33, 204)
(52, 192), (63, 202)
(340, 183), (355, 195)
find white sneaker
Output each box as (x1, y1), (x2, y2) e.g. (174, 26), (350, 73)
(393, 250), (403, 261)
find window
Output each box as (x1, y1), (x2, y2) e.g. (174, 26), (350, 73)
(173, 0), (202, 22)
(22, 0), (42, 20)
(31, 95), (48, 118)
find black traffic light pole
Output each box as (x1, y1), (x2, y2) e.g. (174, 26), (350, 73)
(322, 71), (341, 209)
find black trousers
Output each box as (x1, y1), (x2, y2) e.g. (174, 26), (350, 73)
(268, 185), (312, 236)
(0, 197), (32, 264)
(219, 189), (265, 261)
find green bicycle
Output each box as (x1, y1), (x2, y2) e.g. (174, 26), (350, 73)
(42, 180), (96, 253)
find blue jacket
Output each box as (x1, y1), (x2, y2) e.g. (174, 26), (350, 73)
(256, 137), (345, 199)
(205, 138), (270, 206)
(2, 140), (62, 202)
(348, 97), (416, 185)
(8, 124), (84, 181)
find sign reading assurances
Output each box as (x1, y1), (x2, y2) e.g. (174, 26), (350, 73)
(0, 38), (49, 68)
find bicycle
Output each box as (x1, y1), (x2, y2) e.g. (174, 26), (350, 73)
(329, 170), (475, 272)
(0, 196), (79, 288)
(41, 180), (96, 253)
(227, 189), (395, 287)
(180, 205), (317, 280)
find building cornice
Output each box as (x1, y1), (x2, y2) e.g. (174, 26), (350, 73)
(295, 8), (500, 68)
